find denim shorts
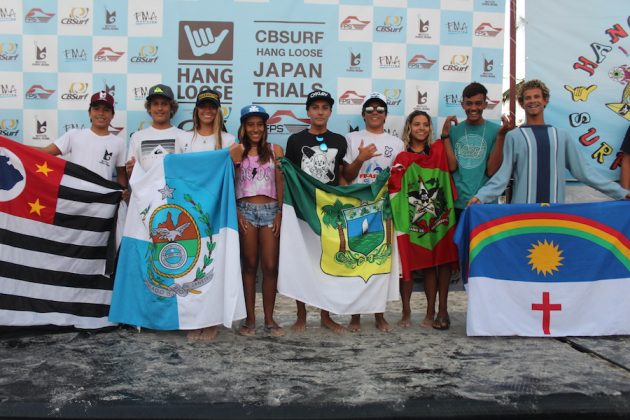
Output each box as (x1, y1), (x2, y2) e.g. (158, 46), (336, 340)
(237, 201), (279, 228)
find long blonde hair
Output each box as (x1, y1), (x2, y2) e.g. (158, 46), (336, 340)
(402, 110), (434, 151)
(192, 104), (225, 149)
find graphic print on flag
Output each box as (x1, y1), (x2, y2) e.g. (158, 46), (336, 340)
(0, 136), (122, 329)
(455, 202), (630, 337)
(389, 142), (458, 281)
(109, 149), (245, 330)
(278, 159), (399, 315)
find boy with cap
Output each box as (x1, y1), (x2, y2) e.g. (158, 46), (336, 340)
(40, 90), (127, 188)
(126, 84), (185, 175)
(343, 92), (404, 332)
(284, 89), (348, 333)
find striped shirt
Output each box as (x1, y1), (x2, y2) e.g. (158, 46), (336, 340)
(475, 125), (628, 203)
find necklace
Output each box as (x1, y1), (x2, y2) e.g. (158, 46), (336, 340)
(464, 121), (486, 145)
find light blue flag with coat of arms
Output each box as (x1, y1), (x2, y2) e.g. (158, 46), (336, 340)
(109, 149), (245, 330)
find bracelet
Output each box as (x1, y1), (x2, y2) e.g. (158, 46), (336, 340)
(440, 134), (450, 140)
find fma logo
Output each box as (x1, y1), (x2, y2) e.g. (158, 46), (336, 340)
(408, 54), (436, 70)
(347, 49), (362, 73)
(103, 82), (116, 98)
(475, 22), (502, 37)
(25, 85), (55, 100)
(94, 47), (125, 62)
(61, 82), (89, 101)
(63, 122), (86, 132)
(447, 21), (468, 34)
(267, 110), (310, 135)
(134, 10), (158, 25)
(378, 55), (400, 69)
(132, 85), (150, 101)
(340, 16), (370, 31)
(0, 7), (16, 22)
(444, 93), (462, 107)
(383, 89), (401, 106)
(63, 48), (87, 62)
(0, 119), (19, 137)
(179, 21), (234, 61)
(376, 16), (403, 33)
(339, 90), (365, 105)
(0, 84), (17, 98)
(61, 7), (90, 25)
(0, 42), (19, 61)
(443, 55), (469, 72)
(131, 45), (159, 63)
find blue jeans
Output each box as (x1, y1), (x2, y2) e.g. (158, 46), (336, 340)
(237, 201), (278, 228)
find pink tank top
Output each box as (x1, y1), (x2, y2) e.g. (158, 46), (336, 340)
(236, 145), (277, 200)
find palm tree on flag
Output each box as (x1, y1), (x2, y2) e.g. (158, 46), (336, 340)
(321, 199), (353, 253)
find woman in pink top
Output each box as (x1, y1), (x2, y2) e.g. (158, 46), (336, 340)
(235, 105), (285, 337)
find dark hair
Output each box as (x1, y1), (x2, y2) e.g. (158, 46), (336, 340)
(144, 96), (179, 118)
(462, 82), (488, 99)
(238, 116), (272, 164)
(402, 110), (434, 151)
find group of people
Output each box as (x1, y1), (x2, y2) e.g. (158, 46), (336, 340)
(38, 79), (630, 340)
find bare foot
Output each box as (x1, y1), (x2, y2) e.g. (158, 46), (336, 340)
(291, 317), (307, 333)
(375, 314), (392, 332)
(239, 322), (256, 337)
(321, 314), (346, 333)
(397, 311), (411, 328)
(187, 329), (202, 341)
(264, 323), (286, 337)
(420, 316), (434, 328)
(198, 326), (218, 341)
(348, 315), (361, 333)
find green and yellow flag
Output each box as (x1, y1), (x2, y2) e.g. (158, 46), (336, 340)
(277, 159), (399, 315)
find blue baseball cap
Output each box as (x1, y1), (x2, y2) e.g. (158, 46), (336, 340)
(240, 104), (269, 123)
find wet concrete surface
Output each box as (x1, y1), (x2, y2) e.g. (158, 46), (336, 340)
(1, 291), (629, 419)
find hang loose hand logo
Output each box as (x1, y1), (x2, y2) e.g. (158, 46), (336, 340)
(184, 24), (229, 56)
(564, 84), (597, 102)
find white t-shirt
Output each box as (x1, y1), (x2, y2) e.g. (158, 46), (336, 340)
(127, 126), (184, 172)
(175, 131), (236, 154)
(54, 128), (125, 180)
(344, 129), (404, 184)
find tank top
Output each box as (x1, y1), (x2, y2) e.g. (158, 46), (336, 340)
(236, 144), (277, 200)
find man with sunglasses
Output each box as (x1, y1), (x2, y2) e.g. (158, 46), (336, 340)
(343, 92), (404, 332)
(284, 89), (348, 333)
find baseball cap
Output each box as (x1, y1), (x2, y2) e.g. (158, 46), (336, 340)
(90, 91), (115, 110)
(361, 92), (388, 110)
(146, 84), (174, 101)
(240, 104), (269, 123)
(306, 90), (334, 108)
(196, 89), (221, 107)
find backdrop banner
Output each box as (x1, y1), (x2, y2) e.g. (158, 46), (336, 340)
(525, 0), (629, 181)
(0, 0), (505, 149)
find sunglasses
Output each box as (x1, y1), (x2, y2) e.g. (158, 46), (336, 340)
(316, 135), (328, 152)
(364, 106), (386, 114)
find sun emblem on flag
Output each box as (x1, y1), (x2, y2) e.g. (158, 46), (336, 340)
(527, 239), (564, 276)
